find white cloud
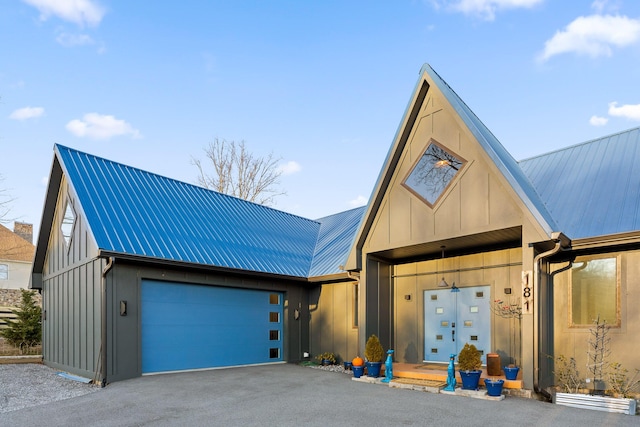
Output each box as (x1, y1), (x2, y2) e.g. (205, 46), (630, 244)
(589, 115), (608, 126)
(9, 106), (44, 120)
(608, 102), (640, 121)
(591, 0), (620, 14)
(539, 14), (640, 62)
(434, 0), (543, 21)
(278, 161), (302, 176)
(55, 31), (94, 47)
(22, 0), (105, 27)
(66, 113), (141, 140)
(348, 195), (368, 208)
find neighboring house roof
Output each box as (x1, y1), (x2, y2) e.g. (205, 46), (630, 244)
(0, 224), (34, 262)
(309, 207), (366, 278)
(54, 144), (360, 279)
(520, 126), (640, 240)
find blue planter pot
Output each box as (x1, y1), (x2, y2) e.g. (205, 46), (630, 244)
(459, 370), (482, 390)
(366, 361), (382, 378)
(484, 379), (504, 397)
(344, 361), (352, 370)
(503, 366), (520, 380)
(352, 365), (364, 378)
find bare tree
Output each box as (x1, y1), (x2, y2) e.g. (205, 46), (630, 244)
(191, 139), (285, 206)
(0, 174), (15, 225)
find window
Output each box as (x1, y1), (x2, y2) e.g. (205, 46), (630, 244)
(570, 256), (619, 327)
(0, 264), (7, 280)
(403, 140), (465, 207)
(269, 293), (280, 305)
(60, 200), (76, 248)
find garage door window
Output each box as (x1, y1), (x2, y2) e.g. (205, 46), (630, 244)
(270, 348), (280, 359)
(270, 294), (280, 304)
(269, 312), (280, 323)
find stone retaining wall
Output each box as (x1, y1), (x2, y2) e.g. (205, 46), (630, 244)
(0, 289), (42, 308)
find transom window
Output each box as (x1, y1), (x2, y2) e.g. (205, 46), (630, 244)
(403, 140), (465, 207)
(570, 255), (620, 327)
(60, 200), (76, 248)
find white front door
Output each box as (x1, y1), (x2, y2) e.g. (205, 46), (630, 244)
(423, 285), (491, 364)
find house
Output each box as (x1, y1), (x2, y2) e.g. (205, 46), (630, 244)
(32, 64), (640, 397)
(0, 222), (35, 291)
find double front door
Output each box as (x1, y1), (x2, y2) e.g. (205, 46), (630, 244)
(423, 285), (490, 364)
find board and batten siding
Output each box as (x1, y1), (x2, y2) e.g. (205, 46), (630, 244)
(309, 281), (359, 364)
(42, 178), (102, 380)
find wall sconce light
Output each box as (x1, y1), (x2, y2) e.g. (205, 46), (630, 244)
(450, 283), (460, 293)
(120, 300), (127, 316)
(438, 277), (449, 288)
(404, 294), (412, 301)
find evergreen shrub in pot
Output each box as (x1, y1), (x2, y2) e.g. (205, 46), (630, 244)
(364, 334), (384, 377)
(458, 343), (483, 390)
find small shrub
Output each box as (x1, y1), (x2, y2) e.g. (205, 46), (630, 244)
(364, 334), (384, 362)
(315, 352), (336, 364)
(0, 289), (42, 355)
(458, 343), (482, 371)
(607, 362), (640, 398)
(553, 354), (583, 393)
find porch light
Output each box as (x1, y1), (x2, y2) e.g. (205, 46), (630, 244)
(451, 283), (460, 293)
(438, 277), (449, 288)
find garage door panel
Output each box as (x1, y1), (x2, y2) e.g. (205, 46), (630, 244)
(142, 280), (283, 374)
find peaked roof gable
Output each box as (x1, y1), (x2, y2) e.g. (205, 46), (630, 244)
(420, 64), (557, 235)
(49, 145), (344, 279)
(349, 64), (557, 266)
(520, 126), (640, 240)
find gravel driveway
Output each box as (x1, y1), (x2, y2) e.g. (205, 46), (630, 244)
(0, 363), (100, 413)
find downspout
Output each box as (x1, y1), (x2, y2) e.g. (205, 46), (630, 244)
(100, 256), (115, 387)
(532, 233), (569, 400)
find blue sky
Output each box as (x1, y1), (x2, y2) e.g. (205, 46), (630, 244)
(2, 0), (640, 240)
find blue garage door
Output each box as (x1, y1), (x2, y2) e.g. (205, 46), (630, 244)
(141, 279), (284, 374)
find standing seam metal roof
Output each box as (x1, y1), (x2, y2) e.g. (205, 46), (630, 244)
(56, 145), (336, 278)
(519, 126), (640, 239)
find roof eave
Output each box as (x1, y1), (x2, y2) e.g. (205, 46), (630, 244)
(97, 250), (310, 283)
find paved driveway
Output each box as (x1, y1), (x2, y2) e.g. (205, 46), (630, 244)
(1, 363), (636, 426)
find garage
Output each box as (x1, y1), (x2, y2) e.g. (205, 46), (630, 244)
(141, 279), (284, 374)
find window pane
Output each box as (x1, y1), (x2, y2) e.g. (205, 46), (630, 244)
(571, 257), (618, 326)
(269, 312), (279, 323)
(269, 294), (279, 305)
(0, 264), (7, 280)
(60, 201), (76, 247)
(403, 142), (464, 206)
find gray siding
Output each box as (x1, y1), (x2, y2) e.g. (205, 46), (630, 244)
(42, 178), (101, 380)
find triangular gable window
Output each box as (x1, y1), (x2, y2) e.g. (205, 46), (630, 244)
(61, 200), (76, 248)
(403, 140), (465, 207)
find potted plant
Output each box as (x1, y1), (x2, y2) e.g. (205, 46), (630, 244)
(458, 343), (483, 390)
(364, 334), (384, 377)
(491, 298), (522, 380)
(315, 352), (336, 366)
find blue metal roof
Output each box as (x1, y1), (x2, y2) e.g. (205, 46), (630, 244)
(309, 207), (366, 277)
(519, 127), (640, 239)
(56, 144), (352, 278)
(421, 64), (558, 236)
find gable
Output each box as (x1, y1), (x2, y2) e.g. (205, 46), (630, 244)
(349, 64), (554, 266)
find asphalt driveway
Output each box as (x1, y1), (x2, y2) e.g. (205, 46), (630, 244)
(0, 363), (636, 426)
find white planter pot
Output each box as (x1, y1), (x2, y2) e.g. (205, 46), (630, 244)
(554, 392), (637, 415)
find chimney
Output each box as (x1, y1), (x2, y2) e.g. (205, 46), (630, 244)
(14, 222), (33, 244)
